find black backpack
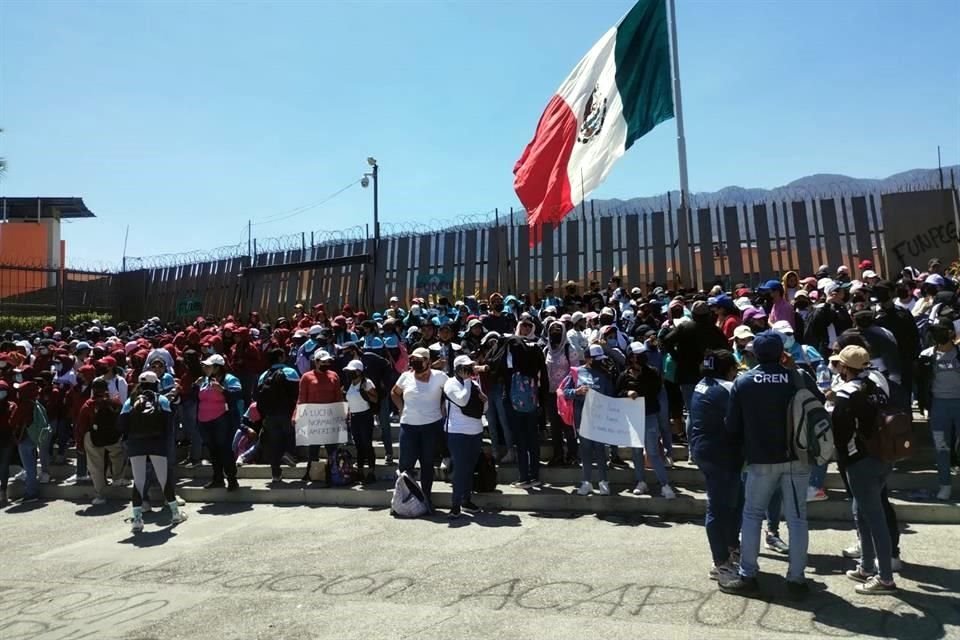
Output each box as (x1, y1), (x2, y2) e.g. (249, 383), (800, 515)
(358, 377), (381, 414)
(90, 400), (121, 447)
(473, 450), (498, 493)
(256, 368), (288, 416)
(128, 390), (167, 440)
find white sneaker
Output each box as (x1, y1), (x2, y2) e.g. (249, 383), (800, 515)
(91, 495), (107, 506)
(661, 485), (677, 500)
(632, 481), (649, 496)
(38, 472), (51, 484)
(13, 470), (26, 482)
(806, 486), (828, 502)
(842, 542), (862, 558)
(112, 478), (130, 488)
(598, 481), (611, 496)
(936, 485), (951, 501)
(235, 458), (244, 468)
(440, 457), (451, 472)
(170, 509), (188, 525)
(131, 517), (144, 533)
(63, 474), (78, 485)
(577, 481), (594, 496)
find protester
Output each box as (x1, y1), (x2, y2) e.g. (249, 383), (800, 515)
(256, 348), (300, 483)
(196, 354), (243, 491)
(295, 349), (343, 485)
(75, 378), (127, 505)
(0, 381), (16, 506)
(344, 359), (378, 483)
(563, 344), (616, 496)
(443, 355), (485, 518)
(917, 318), (960, 500)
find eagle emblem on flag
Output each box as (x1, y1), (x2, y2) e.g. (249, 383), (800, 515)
(577, 84), (608, 143)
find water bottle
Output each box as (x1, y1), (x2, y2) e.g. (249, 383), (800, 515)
(816, 360), (832, 393)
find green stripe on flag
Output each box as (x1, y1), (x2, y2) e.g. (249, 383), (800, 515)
(615, 0), (675, 150)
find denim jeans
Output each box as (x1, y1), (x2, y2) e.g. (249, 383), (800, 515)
(486, 383), (513, 450)
(399, 420), (441, 503)
(180, 398), (203, 463)
(378, 396), (394, 457)
(839, 465), (901, 558)
(263, 415), (294, 477)
(448, 432), (482, 507)
(680, 383), (696, 443)
(845, 456), (895, 582)
(17, 437), (40, 499)
(700, 460), (744, 565)
(740, 460), (810, 582)
(580, 437), (608, 483)
(510, 407), (540, 482)
(631, 414), (670, 486)
(766, 487), (783, 536)
(351, 410), (376, 472)
(930, 397), (960, 486)
(199, 415), (236, 482)
(657, 387), (672, 456)
(809, 463), (828, 489)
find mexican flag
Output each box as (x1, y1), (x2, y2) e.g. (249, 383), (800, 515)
(513, 0), (675, 244)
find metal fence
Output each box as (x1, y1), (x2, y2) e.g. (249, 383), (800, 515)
(0, 263), (116, 322)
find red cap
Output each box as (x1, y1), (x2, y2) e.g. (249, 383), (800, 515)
(858, 259), (873, 270)
(98, 356), (117, 368)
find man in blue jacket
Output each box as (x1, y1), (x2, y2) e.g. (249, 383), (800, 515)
(720, 331), (815, 598)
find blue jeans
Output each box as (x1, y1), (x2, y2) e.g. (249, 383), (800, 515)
(680, 383), (696, 443)
(486, 383), (513, 450)
(767, 487), (783, 536)
(632, 414), (670, 486)
(580, 437), (608, 483)
(510, 407), (540, 482)
(448, 432), (482, 507)
(657, 387), (672, 456)
(930, 397), (960, 486)
(263, 415), (293, 477)
(17, 437), (40, 499)
(845, 456), (895, 582)
(180, 398), (203, 463)
(740, 460), (810, 582)
(378, 396), (394, 457)
(700, 460), (743, 565)
(809, 463), (827, 489)
(399, 420), (441, 503)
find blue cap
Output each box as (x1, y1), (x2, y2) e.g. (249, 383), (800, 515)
(759, 279), (783, 291)
(753, 330), (784, 363)
(430, 317), (441, 327)
(383, 335), (399, 348)
(372, 313), (383, 321)
(364, 337), (384, 350)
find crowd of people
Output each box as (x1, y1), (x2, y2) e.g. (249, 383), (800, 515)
(1, 256), (959, 597)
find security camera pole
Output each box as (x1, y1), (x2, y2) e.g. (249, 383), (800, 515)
(363, 157), (379, 310)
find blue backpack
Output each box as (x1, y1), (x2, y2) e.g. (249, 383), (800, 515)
(509, 372), (538, 413)
(329, 447), (356, 486)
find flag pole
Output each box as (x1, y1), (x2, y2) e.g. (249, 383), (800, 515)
(667, 0), (695, 291)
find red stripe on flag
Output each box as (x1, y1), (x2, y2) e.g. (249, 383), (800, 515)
(512, 94), (578, 247)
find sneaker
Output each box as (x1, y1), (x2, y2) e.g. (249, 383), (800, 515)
(528, 479), (543, 488)
(131, 517), (144, 533)
(598, 480), (611, 496)
(511, 480), (533, 489)
(271, 476), (282, 484)
(855, 576), (897, 595)
(113, 478), (131, 488)
(846, 566), (876, 583)
(718, 575), (759, 596)
(787, 580), (810, 599)
(38, 472), (51, 484)
(842, 542), (862, 558)
(936, 485), (951, 501)
(77, 474), (91, 483)
(632, 481), (649, 496)
(63, 474), (78, 485)
(13, 470), (26, 482)
(281, 453), (297, 467)
(765, 534), (789, 554)
(806, 487), (828, 502)
(664, 456), (674, 469)
(461, 501), (480, 514)
(235, 458), (244, 468)
(384, 455), (395, 466)
(709, 562), (738, 581)
(577, 481), (594, 496)
(729, 548), (741, 565)
(440, 457), (451, 472)
(891, 557), (904, 573)
(170, 509), (188, 526)
(447, 505), (462, 520)
(609, 455), (628, 468)
(661, 485), (676, 500)
(91, 495), (107, 506)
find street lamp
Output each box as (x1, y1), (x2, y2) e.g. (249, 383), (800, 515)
(362, 157), (379, 309)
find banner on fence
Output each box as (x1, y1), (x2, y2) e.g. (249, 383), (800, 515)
(294, 402), (349, 446)
(578, 390), (645, 447)
(415, 272), (454, 298)
(176, 297), (202, 318)
(882, 189), (960, 274)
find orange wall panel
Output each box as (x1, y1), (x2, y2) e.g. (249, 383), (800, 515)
(0, 222), (50, 298)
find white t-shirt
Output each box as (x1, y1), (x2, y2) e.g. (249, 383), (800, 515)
(395, 370), (448, 425)
(443, 377), (484, 435)
(346, 378), (376, 414)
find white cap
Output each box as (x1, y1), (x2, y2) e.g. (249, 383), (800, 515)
(344, 359), (364, 372)
(411, 347), (431, 360)
(733, 325), (755, 341)
(138, 371), (160, 384)
(734, 297), (753, 311)
(201, 354), (225, 367)
(925, 274), (946, 287)
(308, 324), (324, 336)
(571, 311), (585, 323)
(822, 279), (840, 296)
(453, 355), (475, 369)
(771, 319), (794, 335)
(600, 306), (615, 316)
(389, 296), (399, 303)
(628, 341), (647, 354)
(587, 344), (608, 359)
(862, 270), (878, 279)
(631, 287), (642, 295)
(314, 349), (333, 362)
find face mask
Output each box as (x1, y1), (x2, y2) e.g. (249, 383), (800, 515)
(411, 360), (428, 373)
(14, 373), (23, 383)
(316, 363), (331, 371)
(783, 336), (796, 350)
(350, 373), (362, 383)
(492, 303), (504, 312)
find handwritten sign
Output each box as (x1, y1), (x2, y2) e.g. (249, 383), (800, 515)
(578, 390), (646, 448)
(294, 402), (348, 446)
(882, 189), (959, 273)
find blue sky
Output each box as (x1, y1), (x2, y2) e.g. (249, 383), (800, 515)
(1, 0), (958, 266)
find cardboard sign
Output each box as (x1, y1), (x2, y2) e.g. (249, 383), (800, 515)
(294, 402), (348, 446)
(578, 390), (646, 448)
(881, 189), (959, 274)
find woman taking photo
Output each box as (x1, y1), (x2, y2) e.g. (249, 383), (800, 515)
(391, 347), (448, 513)
(119, 371), (185, 533)
(443, 355), (485, 518)
(195, 354), (243, 491)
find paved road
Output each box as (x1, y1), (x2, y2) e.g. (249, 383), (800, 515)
(0, 501), (957, 640)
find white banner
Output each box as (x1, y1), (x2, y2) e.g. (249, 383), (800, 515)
(578, 390), (646, 448)
(294, 402), (349, 446)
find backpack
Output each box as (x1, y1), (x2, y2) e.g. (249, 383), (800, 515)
(860, 378), (914, 463)
(445, 381), (485, 420)
(128, 390), (168, 440)
(358, 378), (381, 414)
(473, 449), (498, 493)
(556, 367), (579, 427)
(329, 446), (356, 486)
(390, 471), (429, 518)
(90, 400), (122, 447)
(786, 370), (835, 465)
(509, 372), (538, 413)
(256, 368), (288, 416)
